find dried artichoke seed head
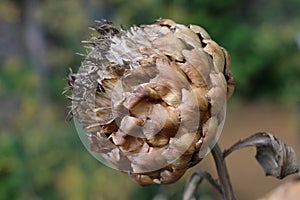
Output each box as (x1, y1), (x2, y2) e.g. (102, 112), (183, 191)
(68, 18), (235, 186)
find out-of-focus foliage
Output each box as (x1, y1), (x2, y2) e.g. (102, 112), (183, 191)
(0, 0), (299, 199)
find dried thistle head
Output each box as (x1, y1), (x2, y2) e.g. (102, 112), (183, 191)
(66, 18), (235, 185)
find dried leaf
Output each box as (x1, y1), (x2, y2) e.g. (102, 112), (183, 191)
(223, 132), (299, 179)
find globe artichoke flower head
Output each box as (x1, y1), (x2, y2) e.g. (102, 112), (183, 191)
(67, 18), (235, 185)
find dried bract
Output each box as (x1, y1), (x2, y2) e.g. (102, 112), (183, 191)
(67, 18), (235, 185)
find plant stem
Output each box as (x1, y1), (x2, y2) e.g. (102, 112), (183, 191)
(182, 172), (203, 200)
(211, 143), (236, 200)
(183, 171), (222, 200)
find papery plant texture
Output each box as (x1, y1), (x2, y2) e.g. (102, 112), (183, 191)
(66, 18), (235, 185)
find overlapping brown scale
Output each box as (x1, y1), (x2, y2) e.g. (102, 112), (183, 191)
(173, 24), (202, 49)
(188, 24), (211, 40)
(181, 49), (211, 86)
(69, 18), (235, 186)
(203, 40), (225, 72)
(152, 34), (186, 61)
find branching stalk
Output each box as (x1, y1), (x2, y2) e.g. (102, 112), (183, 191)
(183, 171), (222, 200)
(211, 143), (236, 200)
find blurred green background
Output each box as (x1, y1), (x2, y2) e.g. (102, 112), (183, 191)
(0, 0), (299, 199)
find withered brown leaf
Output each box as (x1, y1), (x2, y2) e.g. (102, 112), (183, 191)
(223, 132), (299, 179)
